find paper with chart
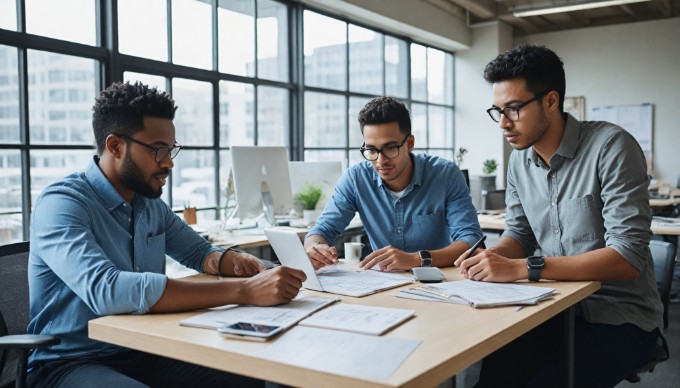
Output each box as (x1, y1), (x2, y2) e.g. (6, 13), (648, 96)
(298, 303), (415, 335)
(179, 295), (339, 330)
(395, 279), (555, 308)
(263, 326), (421, 380)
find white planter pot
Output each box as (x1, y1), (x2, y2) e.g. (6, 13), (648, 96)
(302, 209), (323, 225)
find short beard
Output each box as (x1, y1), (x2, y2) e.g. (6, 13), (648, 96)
(120, 150), (164, 199)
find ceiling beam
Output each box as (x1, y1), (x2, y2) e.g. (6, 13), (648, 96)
(498, 14), (542, 35)
(446, 0), (497, 19)
(654, 0), (673, 17)
(424, 0), (466, 18)
(618, 4), (642, 19)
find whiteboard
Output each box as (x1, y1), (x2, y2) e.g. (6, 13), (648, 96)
(590, 103), (653, 162)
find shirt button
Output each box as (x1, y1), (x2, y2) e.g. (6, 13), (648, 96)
(135, 266), (140, 272)
(551, 202), (555, 206)
(123, 203), (127, 207)
(554, 229), (559, 234)
(397, 228), (402, 234)
(128, 218), (131, 222)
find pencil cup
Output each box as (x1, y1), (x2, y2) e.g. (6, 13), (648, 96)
(344, 242), (364, 263)
(183, 207), (197, 225)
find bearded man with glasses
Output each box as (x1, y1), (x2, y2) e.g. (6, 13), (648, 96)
(27, 82), (305, 387)
(454, 44), (663, 388)
(304, 96), (482, 272)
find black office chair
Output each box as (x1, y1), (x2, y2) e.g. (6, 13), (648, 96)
(649, 240), (677, 329)
(480, 189), (506, 212)
(0, 241), (60, 388)
(623, 240), (675, 383)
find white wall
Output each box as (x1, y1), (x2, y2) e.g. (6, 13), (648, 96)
(516, 17), (680, 184)
(454, 22), (512, 207)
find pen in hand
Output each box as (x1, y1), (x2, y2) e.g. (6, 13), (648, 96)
(464, 235), (487, 260)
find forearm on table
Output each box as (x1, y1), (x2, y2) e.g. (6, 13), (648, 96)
(540, 247), (639, 281)
(150, 277), (246, 313)
(431, 241), (474, 267)
(487, 236), (529, 258)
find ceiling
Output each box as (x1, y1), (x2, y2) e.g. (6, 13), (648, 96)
(426, 0), (680, 36)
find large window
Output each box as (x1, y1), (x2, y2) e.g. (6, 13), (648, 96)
(0, 0), (456, 244)
(301, 10), (455, 164)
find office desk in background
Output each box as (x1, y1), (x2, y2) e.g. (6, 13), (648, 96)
(478, 213), (680, 237)
(89, 267), (599, 388)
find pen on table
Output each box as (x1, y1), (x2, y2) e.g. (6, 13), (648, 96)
(464, 235), (487, 260)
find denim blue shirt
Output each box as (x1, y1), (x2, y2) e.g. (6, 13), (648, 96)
(503, 115), (662, 331)
(307, 154), (482, 253)
(27, 156), (220, 367)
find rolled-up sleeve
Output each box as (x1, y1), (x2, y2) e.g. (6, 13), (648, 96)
(598, 131), (652, 270)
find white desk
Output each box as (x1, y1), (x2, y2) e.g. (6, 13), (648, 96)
(89, 267), (598, 388)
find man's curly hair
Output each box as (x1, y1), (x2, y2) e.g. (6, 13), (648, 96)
(483, 44), (566, 113)
(92, 81), (177, 155)
(358, 96), (411, 135)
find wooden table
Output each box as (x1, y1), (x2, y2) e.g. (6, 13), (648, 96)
(89, 268), (599, 388)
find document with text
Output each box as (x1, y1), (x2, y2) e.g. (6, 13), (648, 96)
(298, 303), (415, 335)
(394, 279), (555, 308)
(264, 326), (421, 380)
(179, 295), (339, 330)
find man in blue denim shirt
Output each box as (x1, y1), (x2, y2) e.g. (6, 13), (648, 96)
(27, 82), (305, 387)
(455, 45), (662, 387)
(305, 97), (482, 271)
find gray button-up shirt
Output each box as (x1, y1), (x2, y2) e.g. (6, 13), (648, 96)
(503, 114), (662, 331)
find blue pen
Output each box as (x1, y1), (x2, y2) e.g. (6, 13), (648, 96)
(465, 235), (487, 260)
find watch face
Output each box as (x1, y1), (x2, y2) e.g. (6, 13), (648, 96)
(418, 250), (431, 259)
(527, 256), (545, 268)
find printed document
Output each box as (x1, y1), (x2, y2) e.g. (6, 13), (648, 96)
(395, 279), (555, 308)
(298, 303), (415, 335)
(179, 295), (339, 330)
(264, 326), (421, 380)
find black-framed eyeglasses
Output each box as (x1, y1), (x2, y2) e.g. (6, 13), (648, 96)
(486, 91), (548, 123)
(118, 134), (183, 163)
(359, 134), (411, 161)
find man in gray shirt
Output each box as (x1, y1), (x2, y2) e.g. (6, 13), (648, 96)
(454, 44), (662, 387)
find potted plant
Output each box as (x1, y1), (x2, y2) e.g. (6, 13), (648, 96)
(480, 159), (498, 193)
(455, 147), (468, 167)
(294, 183), (324, 225)
(482, 159), (498, 175)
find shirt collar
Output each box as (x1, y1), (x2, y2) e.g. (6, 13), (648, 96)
(527, 113), (580, 166)
(86, 155), (145, 212)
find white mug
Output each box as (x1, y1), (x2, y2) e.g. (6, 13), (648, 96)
(344, 242), (364, 263)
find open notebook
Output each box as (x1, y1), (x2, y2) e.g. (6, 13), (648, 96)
(264, 228), (414, 297)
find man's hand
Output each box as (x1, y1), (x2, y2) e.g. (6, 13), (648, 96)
(306, 242), (338, 269)
(454, 249), (526, 282)
(359, 245), (418, 271)
(241, 266), (307, 306)
(224, 250), (266, 277)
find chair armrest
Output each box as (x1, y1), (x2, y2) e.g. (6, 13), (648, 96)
(0, 334), (60, 350)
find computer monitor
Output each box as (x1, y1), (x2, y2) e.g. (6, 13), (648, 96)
(288, 161), (343, 210)
(231, 146), (294, 221)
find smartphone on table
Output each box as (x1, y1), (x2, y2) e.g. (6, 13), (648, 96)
(218, 322), (284, 341)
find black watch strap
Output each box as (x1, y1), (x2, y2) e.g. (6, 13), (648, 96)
(527, 256), (545, 282)
(418, 250), (432, 267)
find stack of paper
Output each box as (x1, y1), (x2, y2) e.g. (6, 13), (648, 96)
(298, 303), (415, 335)
(394, 279), (555, 308)
(179, 295), (339, 330)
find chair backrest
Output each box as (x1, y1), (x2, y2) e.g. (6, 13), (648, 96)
(0, 241), (30, 386)
(649, 240), (676, 309)
(481, 189), (506, 211)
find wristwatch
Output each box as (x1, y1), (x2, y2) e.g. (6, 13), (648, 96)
(527, 256), (545, 282)
(418, 250), (432, 267)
